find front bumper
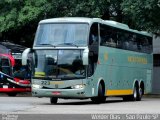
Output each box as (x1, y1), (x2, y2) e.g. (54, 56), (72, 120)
(32, 88), (87, 98)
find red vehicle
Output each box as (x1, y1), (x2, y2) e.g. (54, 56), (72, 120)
(0, 42), (31, 96)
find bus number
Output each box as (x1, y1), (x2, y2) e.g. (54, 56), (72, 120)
(41, 80), (50, 85)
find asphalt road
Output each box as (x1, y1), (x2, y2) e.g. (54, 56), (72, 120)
(0, 96), (160, 120)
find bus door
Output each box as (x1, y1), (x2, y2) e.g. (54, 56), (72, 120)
(88, 23), (99, 76)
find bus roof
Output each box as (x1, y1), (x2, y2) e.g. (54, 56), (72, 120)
(39, 17), (152, 37)
(40, 17), (94, 24)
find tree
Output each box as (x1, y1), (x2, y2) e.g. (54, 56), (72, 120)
(0, 0), (159, 47)
(121, 0), (160, 33)
(0, 0), (110, 46)
(0, 0), (54, 46)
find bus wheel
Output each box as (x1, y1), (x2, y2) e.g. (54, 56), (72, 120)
(123, 86), (138, 101)
(7, 93), (17, 97)
(132, 86), (138, 101)
(91, 83), (106, 103)
(50, 97), (58, 104)
(137, 87), (143, 101)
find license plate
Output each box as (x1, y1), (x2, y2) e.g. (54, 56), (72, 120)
(52, 91), (61, 95)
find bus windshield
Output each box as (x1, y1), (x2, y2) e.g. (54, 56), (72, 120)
(34, 50), (85, 80)
(34, 23), (89, 47)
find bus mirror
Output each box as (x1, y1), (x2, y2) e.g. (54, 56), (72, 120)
(82, 48), (89, 65)
(22, 48), (31, 65)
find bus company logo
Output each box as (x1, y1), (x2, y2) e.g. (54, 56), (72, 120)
(2, 114), (18, 120)
(104, 52), (108, 61)
(128, 56), (148, 64)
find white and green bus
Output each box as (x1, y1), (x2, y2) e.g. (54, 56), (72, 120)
(22, 17), (153, 104)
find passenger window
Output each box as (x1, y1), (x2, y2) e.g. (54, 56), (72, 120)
(100, 24), (117, 47)
(99, 24), (152, 54)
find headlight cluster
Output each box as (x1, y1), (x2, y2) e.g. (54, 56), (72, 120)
(32, 84), (42, 89)
(71, 84), (85, 89)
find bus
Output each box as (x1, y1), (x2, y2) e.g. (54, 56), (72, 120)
(22, 17), (152, 104)
(0, 42), (31, 96)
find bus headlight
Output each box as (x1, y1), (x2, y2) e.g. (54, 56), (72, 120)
(71, 84), (85, 89)
(32, 84), (42, 89)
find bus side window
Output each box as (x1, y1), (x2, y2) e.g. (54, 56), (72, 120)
(116, 32), (122, 49)
(89, 23), (99, 56)
(100, 24), (117, 48)
(130, 35), (138, 51)
(118, 32), (125, 49)
(89, 25), (98, 46)
(141, 37), (151, 53)
(137, 37), (143, 51)
(100, 24), (106, 46)
(122, 33), (129, 50)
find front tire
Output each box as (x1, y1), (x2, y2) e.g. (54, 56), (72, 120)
(137, 87), (143, 101)
(91, 83), (106, 103)
(132, 86), (138, 101)
(50, 97), (58, 104)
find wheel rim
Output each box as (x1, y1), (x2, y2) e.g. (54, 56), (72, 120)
(139, 88), (142, 98)
(133, 88), (137, 99)
(98, 84), (104, 97)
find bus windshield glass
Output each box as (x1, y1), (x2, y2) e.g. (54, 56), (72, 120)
(34, 23), (89, 47)
(34, 50), (85, 80)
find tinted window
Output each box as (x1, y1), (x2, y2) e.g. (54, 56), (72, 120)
(100, 24), (152, 54)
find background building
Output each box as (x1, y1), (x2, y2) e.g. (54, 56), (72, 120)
(152, 35), (160, 94)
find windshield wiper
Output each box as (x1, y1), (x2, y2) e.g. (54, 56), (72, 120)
(56, 43), (78, 47)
